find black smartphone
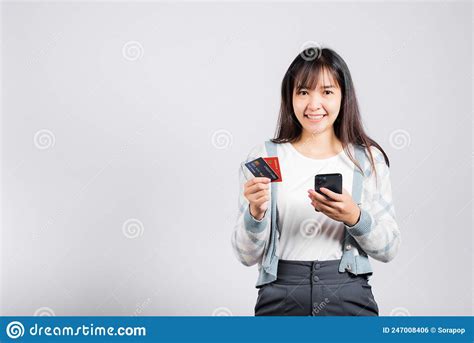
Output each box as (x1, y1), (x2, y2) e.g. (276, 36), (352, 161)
(315, 173), (342, 200)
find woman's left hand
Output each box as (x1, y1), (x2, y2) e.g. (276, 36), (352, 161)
(307, 187), (361, 226)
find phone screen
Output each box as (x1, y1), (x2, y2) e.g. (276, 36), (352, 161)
(315, 173), (343, 199)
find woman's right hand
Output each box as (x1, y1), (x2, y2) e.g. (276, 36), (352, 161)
(244, 177), (271, 220)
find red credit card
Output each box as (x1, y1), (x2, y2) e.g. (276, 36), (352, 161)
(263, 157), (282, 182)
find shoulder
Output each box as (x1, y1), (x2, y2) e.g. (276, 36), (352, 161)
(351, 143), (385, 165)
(360, 145), (390, 181)
(364, 145), (386, 164)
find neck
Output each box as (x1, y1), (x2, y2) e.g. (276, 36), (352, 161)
(295, 129), (342, 153)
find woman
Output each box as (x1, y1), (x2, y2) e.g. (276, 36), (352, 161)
(231, 46), (401, 316)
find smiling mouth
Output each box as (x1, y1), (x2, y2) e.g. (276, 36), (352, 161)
(304, 114), (327, 121)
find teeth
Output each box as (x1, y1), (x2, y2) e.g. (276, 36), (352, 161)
(306, 115), (324, 119)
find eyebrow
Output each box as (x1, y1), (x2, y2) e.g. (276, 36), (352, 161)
(296, 84), (336, 90)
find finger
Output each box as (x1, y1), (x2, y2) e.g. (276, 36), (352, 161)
(309, 192), (338, 212)
(310, 198), (320, 212)
(307, 190), (320, 203)
(319, 187), (343, 202)
(250, 189), (268, 200)
(312, 199), (334, 214)
(245, 187), (268, 203)
(308, 189), (332, 204)
(255, 193), (270, 206)
(245, 177), (270, 189)
(248, 182), (270, 194)
(252, 177), (271, 184)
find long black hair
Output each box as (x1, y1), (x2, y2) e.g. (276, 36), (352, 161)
(271, 46), (390, 181)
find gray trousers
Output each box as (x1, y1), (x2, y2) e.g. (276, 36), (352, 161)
(254, 259), (379, 316)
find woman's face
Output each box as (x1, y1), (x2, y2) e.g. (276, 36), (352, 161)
(292, 69), (342, 136)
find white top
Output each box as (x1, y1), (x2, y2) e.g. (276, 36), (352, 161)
(232, 141), (401, 280)
(276, 142), (355, 261)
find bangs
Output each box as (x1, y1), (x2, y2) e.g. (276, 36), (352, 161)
(293, 63), (340, 92)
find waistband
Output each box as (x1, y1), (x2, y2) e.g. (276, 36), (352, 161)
(274, 259), (370, 285)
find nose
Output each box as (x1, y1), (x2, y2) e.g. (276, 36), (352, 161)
(307, 93), (323, 111)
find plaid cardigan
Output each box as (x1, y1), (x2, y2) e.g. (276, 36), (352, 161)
(231, 140), (401, 288)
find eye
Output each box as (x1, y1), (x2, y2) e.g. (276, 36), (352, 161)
(298, 90), (308, 95)
(324, 90), (334, 95)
